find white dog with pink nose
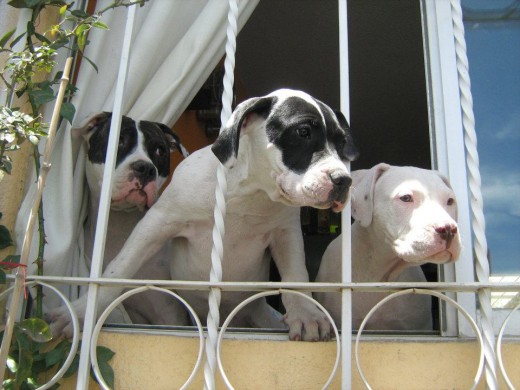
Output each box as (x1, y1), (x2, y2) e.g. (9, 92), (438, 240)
(315, 163), (461, 330)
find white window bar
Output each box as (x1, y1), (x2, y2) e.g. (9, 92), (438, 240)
(75, 4), (138, 389)
(338, 0), (353, 389)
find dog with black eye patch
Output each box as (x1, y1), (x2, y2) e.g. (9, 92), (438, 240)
(75, 112), (189, 325)
(49, 90), (359, 341)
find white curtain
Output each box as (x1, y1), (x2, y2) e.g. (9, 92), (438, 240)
(15, 0), (259, 310)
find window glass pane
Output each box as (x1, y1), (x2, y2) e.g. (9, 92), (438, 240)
(462, 0), (520, 281)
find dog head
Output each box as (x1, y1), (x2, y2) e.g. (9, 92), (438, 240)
(211, 89), (359, 212)
(352, 163), (461, 264)
(75, 112), (188, 211)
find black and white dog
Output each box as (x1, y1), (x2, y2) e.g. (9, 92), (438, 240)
(50, 90), (359, 341)
(76, 112), (189, 324)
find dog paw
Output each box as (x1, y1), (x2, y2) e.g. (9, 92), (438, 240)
(45, 298), (87, 338)
(283, 302), (331, 342)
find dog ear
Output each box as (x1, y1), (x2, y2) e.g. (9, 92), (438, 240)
(73, 112), (112, 139)
(334, 110), (360, 162)
(351, 163), (390, 227)
(154, 123), (189, 158)
(436, 171), (453, 189)
(211, 96), (274, 168)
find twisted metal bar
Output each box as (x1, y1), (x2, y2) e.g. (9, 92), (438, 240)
(204, 0), (238, 388)
(450, 1), (497, 388)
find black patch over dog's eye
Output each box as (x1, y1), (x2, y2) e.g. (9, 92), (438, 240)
(447, 198), (455, 206)
(296, 126), (311, 139)
(155, 146), (165, 157)
(400, 194), (413, 203)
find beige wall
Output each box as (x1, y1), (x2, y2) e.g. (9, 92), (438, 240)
(55, 332), (519, 389)
(0, 1), (57, 262)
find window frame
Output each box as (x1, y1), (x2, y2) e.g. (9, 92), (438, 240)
(420, 0), (478, 337)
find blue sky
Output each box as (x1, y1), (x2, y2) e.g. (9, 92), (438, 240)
(463, 0), (520, 273)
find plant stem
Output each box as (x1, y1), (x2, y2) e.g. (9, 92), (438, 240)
(97, 0), (147, 16)
(33, 144), (44, 319)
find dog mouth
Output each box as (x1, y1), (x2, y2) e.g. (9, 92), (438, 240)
(278, 184), (347, 212)
(398, 244), (458, 265)
(331, 200), (346, 212)
(428, 248), (457, 264)
(112, 181), (158, 210)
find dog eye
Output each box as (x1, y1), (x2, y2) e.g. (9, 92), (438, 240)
(447, 198), (455, 206)
(296, 127), (311, 139)
(400, 194), (413, 203)
(155, 146), (165, 157)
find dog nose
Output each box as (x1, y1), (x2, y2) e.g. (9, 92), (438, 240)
(131, 160), (156, 182)
(329, 171), (352, 189)
(435, 224), (458, 244)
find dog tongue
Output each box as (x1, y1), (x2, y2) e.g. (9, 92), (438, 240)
(332, 200), (346, 213)
(142, 182), (158, 208)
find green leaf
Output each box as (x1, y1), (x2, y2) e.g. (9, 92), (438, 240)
(44, 340), (68, 368)
(82, 55), (98, 73)
(77, 31), (87, 51)
(4, 254), (21, 264)
(14, 333), (33, 388)
(60, 102), (76, 124)
(49, 36), (69, 50)
(0, 28), (16, 48)
(94, 346), (115, 388)
(29, 87), (55, 107)
(1, 160), (13, 175)
(96, 346), (115, 362)
(92, 21), (109, 30)
(3, 379), (14, 390)
(17, 318), (53, 343)
(7, 0), (31, 9)
(30, 357), (48, 378)
(10, 32), (26, 49)
(63, 353), (79, 378)
(0, 269), (6, 284)
(22, 376), (40, 389)
(53, 71), (63, 81)
(6, 356), (18, 373)
(0, 224), (14, 249)
(24, 0), (43, 7)
(70, 9), (90, 18)
(33, 32), (51, 45)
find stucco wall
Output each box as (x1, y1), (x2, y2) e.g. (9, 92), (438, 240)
(55, 332), (519, 389)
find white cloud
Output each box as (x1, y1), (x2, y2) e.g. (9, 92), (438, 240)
(481, 170), (520, 218)
(495, 108), (520, 141)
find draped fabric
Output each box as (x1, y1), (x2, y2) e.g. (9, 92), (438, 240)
(15, 0), (259, 310)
